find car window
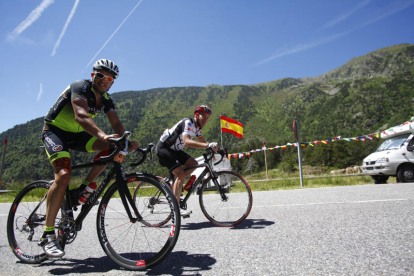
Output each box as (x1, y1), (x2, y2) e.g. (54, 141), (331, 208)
(376, 133), (410, 151)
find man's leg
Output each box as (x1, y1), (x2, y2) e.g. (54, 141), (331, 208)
(41, 157), (71, 258)
(46, 158), (72, 227)
(83, 139), (110, 183)
(172, 157), (198, 215)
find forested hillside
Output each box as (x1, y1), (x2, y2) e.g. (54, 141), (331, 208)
(1, 43), (413, 187)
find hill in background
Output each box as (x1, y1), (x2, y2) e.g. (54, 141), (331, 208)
(1, 43), (413, 186)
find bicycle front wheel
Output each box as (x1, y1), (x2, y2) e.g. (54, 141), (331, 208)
(7, 180), (53, 264)
(199, 171), (252, 227)
(97, 174), (180, 271)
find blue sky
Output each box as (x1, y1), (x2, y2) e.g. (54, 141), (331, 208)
(1, 0), (413, 134)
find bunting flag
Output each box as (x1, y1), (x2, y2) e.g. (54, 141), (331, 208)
(222, 119), (414, 160)
(220, 115), (244, 139)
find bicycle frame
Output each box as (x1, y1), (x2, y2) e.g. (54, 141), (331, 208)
(165, 149), (229, 208)
(45, 133), (149, 246)
(8, 131), (182, 270)
(133, 147), (252, 228)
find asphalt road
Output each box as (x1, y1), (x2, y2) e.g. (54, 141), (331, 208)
(0, 183), (413, 276)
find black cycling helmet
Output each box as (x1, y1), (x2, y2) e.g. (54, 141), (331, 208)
(93, 59), (119, 79)
(194, 105), (211, 115)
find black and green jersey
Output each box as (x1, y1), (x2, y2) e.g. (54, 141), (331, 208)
(44, 79), (116, 133)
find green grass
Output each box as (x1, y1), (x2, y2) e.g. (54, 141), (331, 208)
(0, 168), (393, 203)
(242, 167), (387, 191)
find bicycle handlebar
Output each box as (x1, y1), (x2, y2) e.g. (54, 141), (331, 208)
(96, 131), (155, 168)
(98, 131), (131, 162)
(129, 143), (155, 168)
(203, 148), (228, 166)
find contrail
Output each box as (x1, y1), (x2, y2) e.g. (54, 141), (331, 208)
(252, 32), (349, 67)
(82, 0), (144, 73)
(51, 0), (80, 56)
(253, 0), (414, 67)
(37, 83), (43, 102)
(316, 0), (373, 32)
(359, 0), (414, 29)
(6, 0), (54, 42)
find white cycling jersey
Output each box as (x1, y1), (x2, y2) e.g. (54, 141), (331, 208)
(159, 118), (203, 151)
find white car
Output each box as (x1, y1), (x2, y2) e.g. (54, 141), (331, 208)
(362, 130), (414, 184)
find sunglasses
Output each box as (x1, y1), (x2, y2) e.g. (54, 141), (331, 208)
(93, 72), (114, 82)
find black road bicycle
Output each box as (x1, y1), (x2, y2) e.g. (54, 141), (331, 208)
(133, 148), (253, 227)
(7, 132), (180, 271)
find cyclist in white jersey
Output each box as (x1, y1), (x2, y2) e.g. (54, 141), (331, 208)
(156, 105), (219, 216)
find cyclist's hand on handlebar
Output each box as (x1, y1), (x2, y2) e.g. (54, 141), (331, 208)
(128, 141), (139, 151)
(104, 133), (120, 142)
(207, 142), (219, 152)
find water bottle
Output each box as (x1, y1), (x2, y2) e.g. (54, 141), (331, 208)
(184, 175), (196, 191)
(78, 182), (97, 205)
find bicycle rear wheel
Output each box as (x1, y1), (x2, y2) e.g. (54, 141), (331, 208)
(97, 174), (180, 270)
(132, 177), (172, 227)
(199, 171), (252, 227)
(7, 180), (54, 263)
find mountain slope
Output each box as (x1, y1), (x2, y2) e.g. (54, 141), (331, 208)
(1, 43), (413, 186)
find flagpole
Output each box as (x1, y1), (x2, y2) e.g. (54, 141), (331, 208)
(220, 115), (223, 148)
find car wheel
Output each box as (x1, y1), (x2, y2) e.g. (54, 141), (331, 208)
(397, 165), (414, 183)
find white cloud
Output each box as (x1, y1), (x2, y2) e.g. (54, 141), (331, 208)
(37, 83), (43, 102)
(82, 0), (144, 73)
(6, 0), (54, 42)
(51, 0), (80, 56)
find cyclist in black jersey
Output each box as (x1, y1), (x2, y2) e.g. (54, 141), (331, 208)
(40, 59), (138, 258)
(156, 105), (219, 217)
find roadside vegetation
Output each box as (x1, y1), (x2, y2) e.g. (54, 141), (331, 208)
(1, 165), (395, 204)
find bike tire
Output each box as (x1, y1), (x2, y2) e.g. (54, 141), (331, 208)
(132, 177), (172, 227)
(96, 174), (180, 270)
(199, 171), (252, 227)
(7, 180), (53, 264)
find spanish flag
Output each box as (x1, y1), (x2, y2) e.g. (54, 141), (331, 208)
(220, 115), (244, 139)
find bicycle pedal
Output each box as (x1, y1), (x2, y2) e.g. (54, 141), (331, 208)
(182, 215), (190, 219)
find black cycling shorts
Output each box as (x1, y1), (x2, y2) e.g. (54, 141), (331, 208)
(156, 141), (191, 172)
(41, 123), (97, 163)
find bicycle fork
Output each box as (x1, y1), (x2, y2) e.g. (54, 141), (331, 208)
(115, 163), (142, 223)
(206, 168), (228, 201)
